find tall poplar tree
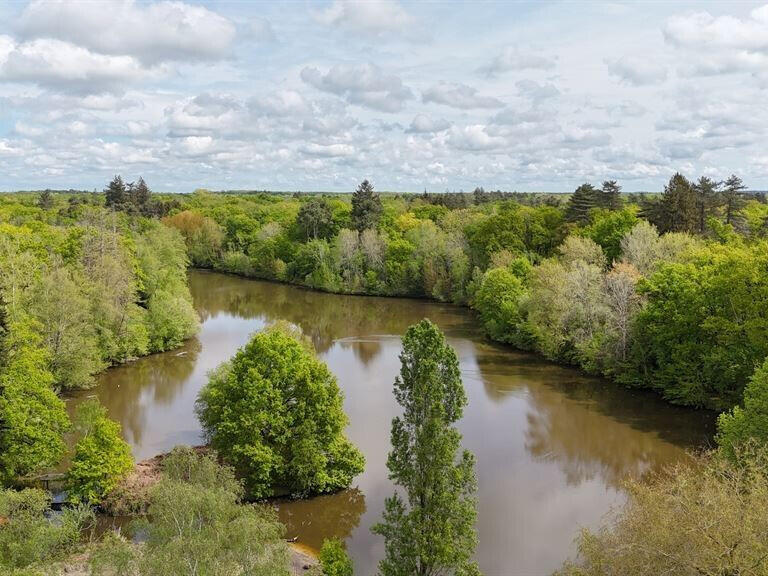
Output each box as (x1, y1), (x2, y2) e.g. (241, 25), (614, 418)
(351, 179), (382, 232)
(373, 319), (480, 576)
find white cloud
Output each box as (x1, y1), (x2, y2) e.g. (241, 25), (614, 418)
(422, 82), (504, 109)
(317, 0), (413, 35)
(479, 45), (556, 78)
(301, 143), (356, 157)
(0, 37), (151, 93)
(17, 0), (236, 64)
(607, 56), (668, 86)
(406, 114), (450, 133)
(449, 125), (507, 151)
(301, 63), (413, 112)
(516, 79), (560, 100)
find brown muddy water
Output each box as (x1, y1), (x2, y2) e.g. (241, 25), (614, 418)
(67, 270), (715, 575)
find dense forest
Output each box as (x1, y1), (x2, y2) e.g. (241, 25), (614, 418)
(2, 174), (768, 575)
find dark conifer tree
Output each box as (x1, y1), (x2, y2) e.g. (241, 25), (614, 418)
(130, 177), (151, 213)
(599, 180), (622, 210)
(656, 173), (698, 233)
(722, 174), (747, 228)
(565, 183), (599, 223)
(351, 179), (382, 232)
(693, 176), (720, 234)
(104, 175), (126, 210)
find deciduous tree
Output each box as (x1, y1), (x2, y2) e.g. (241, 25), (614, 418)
(372, 319), (479, 576)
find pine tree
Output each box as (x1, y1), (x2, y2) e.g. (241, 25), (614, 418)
(37, 189), (53, 210)
(657, 173), (698, 233)
(351, 179), (382, 232)
(129, 177), (151, 214)
(722, 174), (747, 228)
(104, 175), (126, 210)
(372, 319), (480, 576)
(565, 183), (599, 223)
(599, 180), (622, 210)
(693, 176), (720, 234)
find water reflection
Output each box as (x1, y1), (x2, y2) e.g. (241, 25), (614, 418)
(72, 270), (714, 575)
(275, 488), (367, 552)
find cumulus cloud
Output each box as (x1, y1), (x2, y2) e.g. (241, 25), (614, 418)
(664, 5), (768, 53)
(664, 5), (768, 78)
(0, 36), (152, 93)
(422, 82), (504, 109)
(17, 0), (236, 64)
(479, 45), (556, 77)
(607, 56), (668, 86)
(301, 143), (356, 157)
(301, 63), (413, 112)
(448, 125), (507, 151)
(406, 114), (450, 133)
(316, 0), (413, 35)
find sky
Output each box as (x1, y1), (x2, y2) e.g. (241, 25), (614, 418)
(0, 0), (767, 193)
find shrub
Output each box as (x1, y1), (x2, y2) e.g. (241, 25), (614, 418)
(319, 538), (353, 576)
(67, 398), (134, 505)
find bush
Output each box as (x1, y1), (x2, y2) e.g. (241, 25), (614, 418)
(556, 447), (768, 576)
(473, 267), (530, 347)
(0, 488), (93, 570)
(67, 398), (134, 505)
(319, 538), (353, 576)
(90, 446), (291, 576)
(196, 324), (364, 498)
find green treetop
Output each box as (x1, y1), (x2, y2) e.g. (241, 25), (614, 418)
(351, 179), (382, 232)
(566, 183), (599, 224)
(196, 323), (364, 498)
(373, 319), (480, 576)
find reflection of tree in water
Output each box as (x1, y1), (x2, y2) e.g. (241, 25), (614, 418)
(274, 488), (366, 551)
(521, 370), (715, 489)
(189, 270), (480, 359)
(66, 338), (201, 448)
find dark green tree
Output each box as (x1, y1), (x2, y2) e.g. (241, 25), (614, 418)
(104, 175), (127, 210)
(693, 176), (721, 234)
(722, 174), (747, 228)
(129, 177), (151, 214)
(297, 198), (334, 240)
(565, 183), (599, 223)
(372, 319), (479, 576)
(599, 180), (622, 210)
(351, 179), (382, 232)
(37, 190), (53, 210)
(717, 359), (768, 460)
(655, 173), (698, 233)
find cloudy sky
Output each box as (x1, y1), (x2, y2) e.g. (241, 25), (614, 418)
(1, 0), (767, 192)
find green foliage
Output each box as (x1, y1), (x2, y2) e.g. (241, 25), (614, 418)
(319, 538), (353, 576)
(164, 210), (224, 268)
(580, 207), (637, 263)
(556, 447), (768, 576)
(0, 320), (70, 482)
(473, 266), (531, 347)
(90, 446), (291, 576)
(351, 180), (382, 231)
(0, 488), (93, 571)
(717, 359), (768, 459)
(298, 198), (335, 240)
(196, 324), (364, 498)
(627, 242), (768, 408)
(566, 183), (599, 223)
(67, 398), (134, 505)
(372, 320), (479, 576)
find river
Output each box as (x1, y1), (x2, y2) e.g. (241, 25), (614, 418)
(67, 269), (714, 575)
